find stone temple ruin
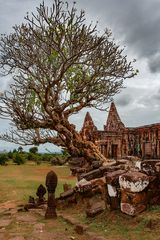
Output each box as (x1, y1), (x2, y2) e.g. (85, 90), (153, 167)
(65, 103), (160, 216)
(24, 103), (160, 218)
(80, 102), (160, 159)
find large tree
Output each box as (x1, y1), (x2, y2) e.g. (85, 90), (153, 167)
(0, 0), (136, 163)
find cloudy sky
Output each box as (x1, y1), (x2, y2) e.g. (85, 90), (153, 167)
(0, 0), (160, 152)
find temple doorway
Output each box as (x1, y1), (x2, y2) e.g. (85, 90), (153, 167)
(111, 144), (118, 159)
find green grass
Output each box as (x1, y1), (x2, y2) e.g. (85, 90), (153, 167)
(0, 163), (76, 203)
(2, 163), (160, 240)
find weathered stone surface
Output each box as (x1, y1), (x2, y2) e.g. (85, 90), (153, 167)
(60, 188), (75, 199)
(45, 170), (58, 219)
(116, 159), (130, 166)
(119, 171), (149, 192)
(105, 170), (126, 185)
(80, 169), (102, 181)
(70, 167), (86, 176)
(155, 162), (160, 173)
(45, 171), (58, 193)
(68, 157), (86, 167)
(76, 178), (92, 193)
(80, 102), (160, 160)
(86, 202), (105, 217)
(121, 190), (147, 205)
(110, 197), (120, 210)
(121, 202), (146, 216)
(135, 161), (141, 170)
(91, 161), (103, 169)
(100, 165), (125, 176)
(107, 184), (117, 197)
(105, 183), (120, 210)
(147, 176), (160, 204)
(36, 184), (46, 205)
(141, 160), (160, 175)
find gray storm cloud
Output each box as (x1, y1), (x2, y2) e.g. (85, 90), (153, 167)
(77, 0), (160, 73)
(1, 0), (160, 74)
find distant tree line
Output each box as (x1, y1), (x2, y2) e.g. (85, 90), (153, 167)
(0, 146), (69, 165)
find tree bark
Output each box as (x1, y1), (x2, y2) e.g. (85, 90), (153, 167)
(56, 118), (106, 163)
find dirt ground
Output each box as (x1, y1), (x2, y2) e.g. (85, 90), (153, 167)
(0, 201), (107, 240)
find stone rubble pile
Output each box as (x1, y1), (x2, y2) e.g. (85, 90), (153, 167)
(62, 158), (160, 216)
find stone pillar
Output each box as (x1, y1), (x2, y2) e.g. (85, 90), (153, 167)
(45, 170), (58, 219)
(119, 171), (149, 216)
(105, 170), (126, 210)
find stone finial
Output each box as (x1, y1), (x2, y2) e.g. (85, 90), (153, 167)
(45, 170), (58, 219)
(45, 170), (58, 193)
(36, 184), (46, 205)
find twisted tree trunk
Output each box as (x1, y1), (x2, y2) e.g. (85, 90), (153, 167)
(56, 118), (106, 163)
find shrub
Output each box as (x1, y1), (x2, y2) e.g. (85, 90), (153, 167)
(13, 153), (25, 165)
(0, 153), (9, 165)
(29, 146), (38, 154)
(7, 151), (13, 159)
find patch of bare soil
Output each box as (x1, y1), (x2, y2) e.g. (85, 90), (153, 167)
(0, 200), (17, 209)
(0, 202), (108, 240)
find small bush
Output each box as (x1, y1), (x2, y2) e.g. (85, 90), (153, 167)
(0, 153), (9, 165)
(7, 151), (13, 159)
(13, 153), (25, 165)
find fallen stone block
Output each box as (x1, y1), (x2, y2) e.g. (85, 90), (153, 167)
(119, 171), (149, 193)
(100, 165), (124, 176)
(105, 170), (126, 186)
(68, 157), (86, 167)
(60, 189), (75, 199)
(80, 169), (102, 181)
(86, 202), (105, 217)
(141, 160), (160, 175)
(91, 161), (103, 169)
(121, 202), (146, 216)
(121, 190), (147, 205)
(70, 167), (86, 176)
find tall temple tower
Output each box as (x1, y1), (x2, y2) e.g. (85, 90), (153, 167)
(104, 102), (125, 132)
(80, 112), (97, 141)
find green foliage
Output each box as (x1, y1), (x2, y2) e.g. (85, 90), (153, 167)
(13, 153), (25, 165)
(7, 151), (13, 159)
(61, 148), (70, 157)
(41, 153), (53, 162)
(29, 146), (38, 154)
(18, 146), (23, 152)
(0, 153), (9, 165)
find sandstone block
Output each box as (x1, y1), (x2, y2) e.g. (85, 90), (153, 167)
(80, 169), (102, 181)
(119, 171), (149, 192)
(60, 189), (75, 199)
(121, 190), (147, 205)
(141, 160), (160, 175)
(121, 202), (146, 216)
(105, 170), (126, 186)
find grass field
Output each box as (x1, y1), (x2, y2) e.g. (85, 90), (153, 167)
(0, 162), (76, 203)
(1, 163), (160, 240)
